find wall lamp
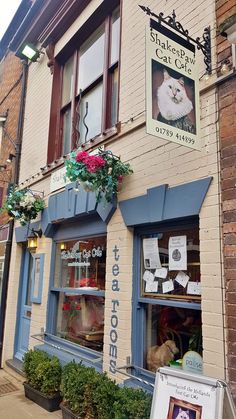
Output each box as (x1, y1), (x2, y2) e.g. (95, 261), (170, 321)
(6, 154), (16, 163)
(19, 43), (43, 62)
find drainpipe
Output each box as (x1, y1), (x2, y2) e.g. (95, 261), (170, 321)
(0, 60), (28, 365)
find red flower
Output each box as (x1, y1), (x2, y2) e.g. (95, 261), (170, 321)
(85, 156), (106, 173)
(117, 175), (124, 183)
(76, 151), (89, 163)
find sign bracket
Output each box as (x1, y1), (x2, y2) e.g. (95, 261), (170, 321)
(139, 5), (212, 74)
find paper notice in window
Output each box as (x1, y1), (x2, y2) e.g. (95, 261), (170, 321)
(162, 279), (174, 294)
(143, 270), (154, 283)
(154, 267), (168, 279)
(169, 235), (187, 271)
(143, 238), (161, 269)
(187, 281), (201, 295)
(175, 271), (189, 288)
(145, 281), (158, 293)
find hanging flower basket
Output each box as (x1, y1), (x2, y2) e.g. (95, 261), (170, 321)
(65, 149), (133, 203)
(2, 187), (45, 226)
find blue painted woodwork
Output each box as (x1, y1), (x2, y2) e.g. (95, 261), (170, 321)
(14, 249), (33, 361)
(119, 177), (212, 226)
(31, 254), (44, 304)
(15, 221), (40, 243)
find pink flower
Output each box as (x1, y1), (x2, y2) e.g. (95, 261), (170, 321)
(117, 175), (124, 183)
(85, 156), (106, 173)
(76, 151), (89, 163)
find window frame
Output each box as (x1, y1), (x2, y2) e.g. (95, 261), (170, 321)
(47, 2), (120, 163)
(131, 218), (202, 385)
(46, 233), (107, 361)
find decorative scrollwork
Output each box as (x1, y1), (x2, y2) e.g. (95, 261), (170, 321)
(139, 5), (212, 74)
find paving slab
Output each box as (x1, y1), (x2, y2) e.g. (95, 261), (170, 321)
(0, 369), (62, 419)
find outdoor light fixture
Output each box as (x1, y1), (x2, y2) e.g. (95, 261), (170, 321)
(6, 153), (16, 163)
(27, 237), (38, 250)
(0, 164), (7, 172)
(20, 43), (42, 62)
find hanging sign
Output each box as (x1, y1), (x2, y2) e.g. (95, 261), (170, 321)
(146, 19), (200, 150)
(150, 367), (236, 419)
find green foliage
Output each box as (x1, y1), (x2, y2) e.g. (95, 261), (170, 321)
(113, 387), (152, 419)
(23, 350), (61, 396)
(1, 186), (45, 226)
(61, 362), (152, 419)
(65, 149), (133, 203)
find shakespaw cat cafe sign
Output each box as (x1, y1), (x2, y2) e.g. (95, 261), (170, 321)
(146, 19), (200, 150)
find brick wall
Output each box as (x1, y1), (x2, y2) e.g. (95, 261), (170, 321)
(0, 51), (23, 227)
(216, 0), (236, 402)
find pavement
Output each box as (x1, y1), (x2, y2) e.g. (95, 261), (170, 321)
(0, 369), (62, 419)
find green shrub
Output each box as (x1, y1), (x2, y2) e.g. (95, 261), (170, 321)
(61, 362), (152, 419)
(23, 349), (62, 396)
(113, 387), (152, 419)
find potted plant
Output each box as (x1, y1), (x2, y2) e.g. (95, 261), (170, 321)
(60, 361), (152, 419)
(23, 349), (62, 412)
(2, 186), (45, 226)
(65, 149), (133, 203)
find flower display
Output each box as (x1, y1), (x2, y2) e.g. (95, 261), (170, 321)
(2, 187), (45, 226)
(65, 149), (133, 202)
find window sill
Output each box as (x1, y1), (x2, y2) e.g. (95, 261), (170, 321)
(33, 332), (103, 372)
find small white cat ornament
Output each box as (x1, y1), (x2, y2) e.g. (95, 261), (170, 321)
(157, 69), (195, 134)
(175, 407), (190, 419)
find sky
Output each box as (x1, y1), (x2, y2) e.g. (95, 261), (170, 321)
(0, 0), (22, 41)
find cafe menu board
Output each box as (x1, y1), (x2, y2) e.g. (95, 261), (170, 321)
(150, 367), (236, 419)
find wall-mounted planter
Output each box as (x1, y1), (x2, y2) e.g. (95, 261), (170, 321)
(24, 382), (62, 412)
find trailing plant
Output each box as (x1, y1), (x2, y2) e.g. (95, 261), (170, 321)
(2, 186), (44, 226)
(23, 349), (62, 396)
(65, 149), (133, 203)
(61, 361), (152, 419)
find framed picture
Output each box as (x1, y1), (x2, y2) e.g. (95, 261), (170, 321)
(167, 397), (202, 419)
(31, 254), (44, 304)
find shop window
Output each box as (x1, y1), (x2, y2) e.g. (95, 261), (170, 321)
(51, 236), (106, 352)
(48, 5), (120, 163)
(133, 220), (202, 375)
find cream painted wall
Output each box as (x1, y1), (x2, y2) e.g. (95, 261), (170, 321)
(3, 0), (225, 383)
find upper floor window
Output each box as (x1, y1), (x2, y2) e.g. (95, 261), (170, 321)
(48, 6), (120, 162)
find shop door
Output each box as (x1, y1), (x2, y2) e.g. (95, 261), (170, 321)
(14, 249), (33, 361)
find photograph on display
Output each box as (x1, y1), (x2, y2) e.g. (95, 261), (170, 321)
(167, 397), (202, 419)
(152, 60), (196, 135)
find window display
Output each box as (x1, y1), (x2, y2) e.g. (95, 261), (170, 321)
(134, 222), (202, 374)
(52, 236), (106, 351)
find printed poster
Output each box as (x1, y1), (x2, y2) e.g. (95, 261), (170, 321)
(143, 238), (161, 269)
(169, 236), (187, 271)
(146, 20), (200, 150)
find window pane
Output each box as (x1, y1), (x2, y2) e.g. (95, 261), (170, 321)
(56, 293), (104, 351)
(111, 67), (119, 126)
(145, 305), (202, 372)
(79, 83), (103, 143)
(110, 8), (120, 66)
(78, 24), (105, 91)
(62, 56), (74, 107)
(54, 236), (106, 290)
(141, 227), (200, 299)
(25, 253), (33, 306)
(62, 108), (72, 155)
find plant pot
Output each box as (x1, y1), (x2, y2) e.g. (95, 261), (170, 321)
(60, 402), (81, 419)
(23, 382), (62, 412)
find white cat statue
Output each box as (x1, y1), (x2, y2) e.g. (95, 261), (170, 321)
(175, 407), (190, 419)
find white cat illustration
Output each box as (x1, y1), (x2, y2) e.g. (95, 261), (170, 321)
(157, 69), (195, 134)
(175, 407), (190, 419)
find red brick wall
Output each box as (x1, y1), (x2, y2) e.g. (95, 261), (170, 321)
(0, 51), (23, 227)
(216, 0), (236, 403)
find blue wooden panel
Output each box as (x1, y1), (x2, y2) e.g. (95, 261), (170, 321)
(15, 221), (40, 243)
(53, 215), (107, 241)
(75, 184), (89, 215)
(120, 177), (212, 227)
(64, 184), (77, 219)
(97, 195), (117, 224)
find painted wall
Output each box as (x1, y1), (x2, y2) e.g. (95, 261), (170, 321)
(3, 0), (226, 385)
